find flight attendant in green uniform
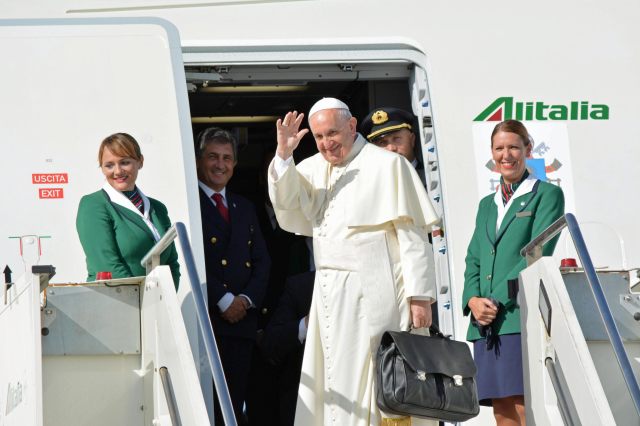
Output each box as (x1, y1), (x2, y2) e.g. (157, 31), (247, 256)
(76, 133), (180, 287)
(462, 120), (564, 425)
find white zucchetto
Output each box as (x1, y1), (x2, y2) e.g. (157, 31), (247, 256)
(308, 97), (350, 118)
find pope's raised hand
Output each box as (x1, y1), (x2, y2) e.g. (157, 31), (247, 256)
(276, 111), (309, 160)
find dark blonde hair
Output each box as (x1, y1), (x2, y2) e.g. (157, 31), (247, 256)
(98, 133), (143, 165)
(490, 120), (533, 148)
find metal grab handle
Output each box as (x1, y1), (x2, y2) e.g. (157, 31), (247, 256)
(142, 222), (238, 426)
(520, 215), (568, 265)
(521, 213), (640, 417)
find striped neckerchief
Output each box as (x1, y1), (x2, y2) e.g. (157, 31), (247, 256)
(123, 187), (144, 214)
(500, 170), (529, 206)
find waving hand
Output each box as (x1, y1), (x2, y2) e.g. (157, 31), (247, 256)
(276, 111), (309, 160)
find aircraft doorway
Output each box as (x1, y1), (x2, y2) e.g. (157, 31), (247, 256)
(183, 55), (453, 334)
(185, 64), (414, 203)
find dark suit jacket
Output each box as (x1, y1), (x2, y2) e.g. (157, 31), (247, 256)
(259, 271), (315, 426)
(76, 189), (180, 286)
(199, 188), (270, 340)
(415, 158), (427, 188)
(260, 271), (314, 366)
(255, 201), (310, 330)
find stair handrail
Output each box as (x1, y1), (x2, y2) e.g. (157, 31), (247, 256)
(142, 222), (237, 426)
(159, 366), (181, 426)
(521, 212), (640, 417)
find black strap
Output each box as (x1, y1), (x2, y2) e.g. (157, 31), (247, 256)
(428, 324), (450, 339)
(407, 324), (451, 339)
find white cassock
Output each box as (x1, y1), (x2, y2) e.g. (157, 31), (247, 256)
(268, 135), (439, 426)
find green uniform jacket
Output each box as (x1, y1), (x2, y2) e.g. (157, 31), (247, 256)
(462, 179), (564, 341)
(76, 189), (180, 287)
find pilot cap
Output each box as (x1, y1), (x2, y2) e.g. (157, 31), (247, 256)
(308, 97), (350, 118)
(361, 107), (416, 142)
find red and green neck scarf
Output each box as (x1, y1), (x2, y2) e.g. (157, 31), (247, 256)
(500, 170), (529, 206)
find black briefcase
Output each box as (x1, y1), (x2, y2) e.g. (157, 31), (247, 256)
(376, 326), (480, 422)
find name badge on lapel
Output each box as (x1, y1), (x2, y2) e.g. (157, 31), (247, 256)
(516, 211), (532, 218)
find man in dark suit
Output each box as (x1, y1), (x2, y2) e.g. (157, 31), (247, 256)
(259, 271), (315, 426)
(246, 151), (311, 425)
(195, 127), (270, 424)
(253, 150), (312, 333)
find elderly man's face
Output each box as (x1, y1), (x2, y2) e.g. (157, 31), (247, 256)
(372, 129), (416, 162)
(309, 109), (357, 166)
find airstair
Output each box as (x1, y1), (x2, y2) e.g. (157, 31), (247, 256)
(7, 212), (640, 425)
(0, 223), (236, 426)
(519, 213), (640, 425)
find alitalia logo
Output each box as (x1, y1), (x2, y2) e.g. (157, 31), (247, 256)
(474, 97), (610, 121)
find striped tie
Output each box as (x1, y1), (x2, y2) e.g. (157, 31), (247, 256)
(128, 189), (144, 214)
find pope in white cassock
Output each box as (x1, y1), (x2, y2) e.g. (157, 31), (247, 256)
(268, 98), (439, 426)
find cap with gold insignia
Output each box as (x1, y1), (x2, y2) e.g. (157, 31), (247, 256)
(361, 107), (416, 142)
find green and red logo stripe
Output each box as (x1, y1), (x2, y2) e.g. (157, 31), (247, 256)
(474, 97), (609, 121)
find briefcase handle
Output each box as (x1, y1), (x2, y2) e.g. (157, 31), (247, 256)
(407, 324), (450, 339)
(428, 324), (450, 339)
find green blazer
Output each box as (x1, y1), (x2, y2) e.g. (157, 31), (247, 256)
(76, 189), (180, 287)
(462, 178), (564, 341)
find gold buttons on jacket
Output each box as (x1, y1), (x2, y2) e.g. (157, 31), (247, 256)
(248, 240), (252, 246)
(245, 261), (251, 268)
(221, 259), (228, 266)
(261, 308), (268, 314)
(490, 248), (495, 255)
(210, 237), (217, 244)
(223, 283), (228, 288)
(486, 274), (492, 281)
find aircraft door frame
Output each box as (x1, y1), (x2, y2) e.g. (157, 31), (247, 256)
(183, 42), (456, 336)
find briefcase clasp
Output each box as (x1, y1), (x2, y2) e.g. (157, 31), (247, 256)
(453, 375), (463, 386)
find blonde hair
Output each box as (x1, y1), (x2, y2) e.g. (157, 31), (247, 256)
(98, 133), (143, 165)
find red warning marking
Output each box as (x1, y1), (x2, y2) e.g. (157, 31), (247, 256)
(32, 173), (69, 184)
(39, 188), (64, 199)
